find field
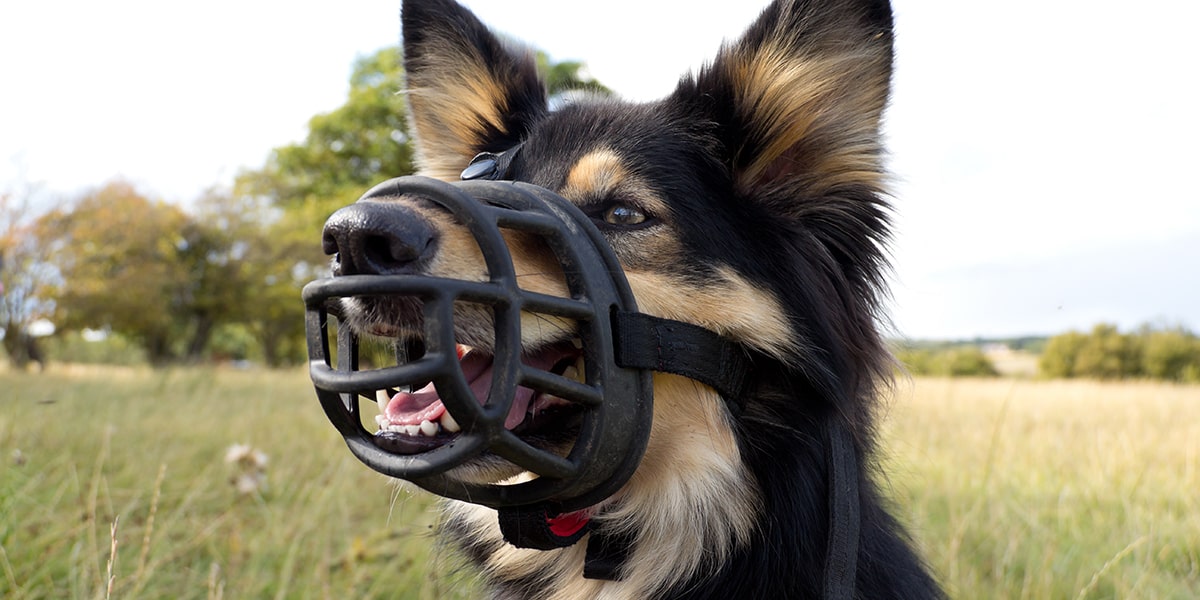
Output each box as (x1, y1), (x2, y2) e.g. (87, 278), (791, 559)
(1, 366), (1197, 598)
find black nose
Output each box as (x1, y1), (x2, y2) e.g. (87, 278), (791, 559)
(322, 201), (436, 276)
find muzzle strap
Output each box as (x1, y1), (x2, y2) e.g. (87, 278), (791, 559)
(612, 310), (751, 411)
(497, 506), (591, 550)
(823, 421), (861, 600)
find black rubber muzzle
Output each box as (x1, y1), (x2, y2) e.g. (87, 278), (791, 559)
(303, 176), (653, 513)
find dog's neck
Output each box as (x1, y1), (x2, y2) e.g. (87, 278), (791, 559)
(441, 373), (761, 599)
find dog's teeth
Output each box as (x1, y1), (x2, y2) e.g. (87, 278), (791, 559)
(440, 411), (461, 433)
(375, 414), (387, 426)
(571, 338), (583, 350)
(419, 419), (439, 437)
(375, 389), (390, 415)
(561, 365), (579, 381)
(403, 424), (420, 436)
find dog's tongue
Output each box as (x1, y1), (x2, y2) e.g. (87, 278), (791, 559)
(384, 347), (562, 430)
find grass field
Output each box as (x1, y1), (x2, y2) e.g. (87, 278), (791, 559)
(2, 366), (1197, 598)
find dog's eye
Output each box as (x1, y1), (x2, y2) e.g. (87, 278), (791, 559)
(602, 204), (647, 227)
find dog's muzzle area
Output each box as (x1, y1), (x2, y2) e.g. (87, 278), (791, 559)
(304, 176), (654, 512)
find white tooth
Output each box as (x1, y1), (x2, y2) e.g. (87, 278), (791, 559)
(375, 389), (390, 414)
(571, 338), (583, 349)
(561, 365), (579, 381)
(440, 411), (461, 433)
(375, 414), (387, 426)
(419, 419), (439, 437)
(403, 424), (420, 436)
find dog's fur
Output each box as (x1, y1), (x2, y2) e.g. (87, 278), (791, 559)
(332, 0), (943, 597)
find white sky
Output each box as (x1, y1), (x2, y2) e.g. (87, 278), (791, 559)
(2, 0), (1197, 340)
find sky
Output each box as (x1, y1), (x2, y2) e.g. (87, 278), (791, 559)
(1, 0), (1197, 340)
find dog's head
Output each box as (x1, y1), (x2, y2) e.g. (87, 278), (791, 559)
(312, 0), (893, 519)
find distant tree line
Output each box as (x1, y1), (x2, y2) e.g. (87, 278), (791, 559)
(895, 345), (1000, 377)
(1039, 323), (1200, 382)
(0, 47), (607, 370)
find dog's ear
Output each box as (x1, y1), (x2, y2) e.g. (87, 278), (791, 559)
(401, 0), (547, 180)
(671, 0), (894, 199)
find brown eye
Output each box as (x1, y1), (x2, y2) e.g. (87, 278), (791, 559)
(603, 204), (647, 226)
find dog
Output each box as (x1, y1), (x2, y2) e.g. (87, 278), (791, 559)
(319, 0), (943, 597)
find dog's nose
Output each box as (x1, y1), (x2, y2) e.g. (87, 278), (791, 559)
(322, 201), (435, 276)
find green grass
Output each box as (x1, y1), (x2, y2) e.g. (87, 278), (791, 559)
(0, 365), (480, 599)
(2, 367), (1197, 598)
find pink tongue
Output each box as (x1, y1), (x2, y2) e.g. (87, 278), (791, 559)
(384, 349), (560, 429)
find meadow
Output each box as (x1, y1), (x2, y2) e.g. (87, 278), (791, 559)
(1, 366), (1197, 598)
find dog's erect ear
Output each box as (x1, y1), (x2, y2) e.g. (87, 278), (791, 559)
(401, 0), (547, 180)
(672, 0), (894, 198)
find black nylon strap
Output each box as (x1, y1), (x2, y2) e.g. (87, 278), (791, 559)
(822, 421), (860, 600)
(497, 506), (590, 550)
(583, 527), (635, 580)
(612, 311), (750, 409)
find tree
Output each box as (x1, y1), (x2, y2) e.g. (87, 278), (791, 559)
(1073, 323), (1140, 379)
(1, 179), (61, 369)
(237, 48), (415, 246)
(37, 181), (195, 365)
(942, 347), (999, 377)
(1140, 326), (1200, 382)
(535, 50), (612, 108)
(1039, 330), (1088, 378)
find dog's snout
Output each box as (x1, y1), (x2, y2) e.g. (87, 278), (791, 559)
(322, 201), (435, 276)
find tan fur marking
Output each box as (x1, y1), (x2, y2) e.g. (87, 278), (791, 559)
(406, 40), (527, 180)
(624, 266), (795, 358)
(561, 149), (671, 221)
(725, 39), (890, 194)
(562, 149), (628, 199)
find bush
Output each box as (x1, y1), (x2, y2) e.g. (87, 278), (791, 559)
(1039, 323), (1200, 381)
(1141, 327), (1200, 382)
(896, 346), (999, 377)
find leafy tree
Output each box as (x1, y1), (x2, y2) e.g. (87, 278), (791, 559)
(942, 347), (999, 377)
(1140, 326), (1200, 382)
(1073, 323), (1140, 379)
(37, 181), (195, 364)
(174, 188), (278, 361)
(1040, 323), (1200, 381)
(535, 50), (612, 108)
(237, 48), (415, 245)
(1039, 330), (1088, 378)
(1, 180), (60, 369)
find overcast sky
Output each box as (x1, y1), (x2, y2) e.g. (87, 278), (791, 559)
(2, 0), (1197, 340)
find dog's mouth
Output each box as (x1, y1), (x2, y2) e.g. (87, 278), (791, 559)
(372, 341), (584, 455)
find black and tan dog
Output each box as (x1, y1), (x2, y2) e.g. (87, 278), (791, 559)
(321, 0), (943, 596)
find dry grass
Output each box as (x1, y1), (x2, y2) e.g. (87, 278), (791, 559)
(881, 377), (1200, 598)
(2, 366), (1197, 598)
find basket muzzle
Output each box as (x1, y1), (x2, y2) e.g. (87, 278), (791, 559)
(303, 176), (653, 513)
